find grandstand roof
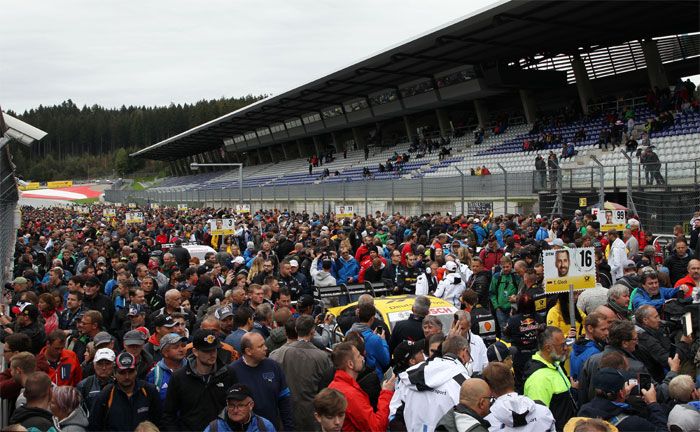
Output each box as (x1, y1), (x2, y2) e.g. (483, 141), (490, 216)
(132, 0), (700, 161)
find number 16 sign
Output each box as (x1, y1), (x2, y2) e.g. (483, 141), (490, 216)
(543, 247), (596, 293)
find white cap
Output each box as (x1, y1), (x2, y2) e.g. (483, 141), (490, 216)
(289, 259), (299, 268)
(94, 348), (116, 363)
(321, 226), (329, 231)
(628, 219), (640, 226)
(445, 261), (458, 272)
(233, 256), (245, 265)
(473, 218), (480, 223)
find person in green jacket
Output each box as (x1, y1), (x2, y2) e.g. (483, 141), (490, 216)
(489, 256), (520, 337)
(523, 326), (577, 431)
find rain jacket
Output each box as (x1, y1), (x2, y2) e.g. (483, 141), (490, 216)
(570, 339), (603, 380)
(37, 346), (83, 387)
(434, 272), (467, 308)
(484, 392), (556, 432)
(390, 354), (470, 432)
(523, 352), (577, 431)
(577, 397), (667, 431)
(328, 369), (393, 432)
(338, 256), (360, 283)
(54, 406), (89, 432)
(204, 408), (276, 432)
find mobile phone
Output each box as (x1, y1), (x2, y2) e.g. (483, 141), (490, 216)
(638, 373), (652, 391)
(682, 312), (693, 337)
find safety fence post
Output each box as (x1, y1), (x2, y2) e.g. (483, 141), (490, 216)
(455, 167), (465, 216)
(496, 163), (508, 215)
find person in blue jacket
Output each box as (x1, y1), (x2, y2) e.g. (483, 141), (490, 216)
(346, 302), (390, 380)
(204, 384), (276, 432)
(494, 222), (514, 248)
(337, 249), (360, 284)
(145, 333), (187, 402)
(535, 221), (550, 242)
(570, 311), (608, 380)
(630, 271), (689, 312)
(472, 219), (487, 246)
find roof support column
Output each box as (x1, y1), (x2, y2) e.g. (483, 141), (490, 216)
(256, 148), (265, 165)
(268, 146), (277, 163)
(435, 109), (451, 137)
(519, 89), (537, 124)
(640, 39), (669, 90)
(571, 53), (594, 114)
(352, 127), (366, 150)
(331, 131), (340, 152)
(280, 142), (289, 161)
(473, 99), (489, 129)
(403, 116), (416, 141)
(296, 140), (304, 158)
(312, 136), (321, 157)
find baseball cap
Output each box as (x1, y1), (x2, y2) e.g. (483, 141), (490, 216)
(12, 276), (28, 285)
(159, 333), (188, 350)
(123, 330), (147, 346)
(154, 314), (177, 328)
(444, 261), (458, 272)
(147, 261), (159, 270)
(192, 329), (220, 351)
(12, 301), (38, 319)
(94, 348), (116, 363)
(289, 259), (299, 268)
(93, 331), (113, 347)
(592, 368), (632, 394)
(386, 239), (395, 245)
(551, 238), (564, 247)
(215, 305), (233, 320)
(115, 352), (136, 370)
(487, 341), (517, 363)
(393, 340), (424, 365)
(623, 260), (637, 269)
(127, 304), (146, 316)
(232, 256), (245, 265)
(297, 294), (315, 310)
(96, 256), (107, 265)
(226, 383), (253, 401)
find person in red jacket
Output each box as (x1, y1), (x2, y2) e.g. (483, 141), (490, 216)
(0, 333), (50, 402)
(328, 341), (395, 432)
(478, 237), (504, 272)
(628, 218), (647, 251)
(36, 330), (82, 386)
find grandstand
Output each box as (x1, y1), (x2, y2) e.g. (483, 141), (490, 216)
(115, 0), (700, 230)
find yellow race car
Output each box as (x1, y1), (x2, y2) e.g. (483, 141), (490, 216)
(328, 294), (459, 336)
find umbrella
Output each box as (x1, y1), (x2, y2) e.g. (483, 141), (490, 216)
(603, 201), (627, 211)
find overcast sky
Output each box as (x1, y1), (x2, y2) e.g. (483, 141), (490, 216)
(0, 0), (499, 113)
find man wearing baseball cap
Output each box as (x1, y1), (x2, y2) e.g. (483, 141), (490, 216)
(163, 329), (238, 431)
(204, 384), (276, 432)
(144, 314), (178, 362)
(577, 366), (667, 430)
(6, 302), (45, 354)
(122, 330), (153, 381)
(146, 333), (187, 402)
(88, 352), (161, 431)
(76, 348), (115, 412)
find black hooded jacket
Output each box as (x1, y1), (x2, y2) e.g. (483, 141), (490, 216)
(8, 406), (54, 431)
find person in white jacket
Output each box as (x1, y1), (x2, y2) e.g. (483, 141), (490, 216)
(607, 230), (627, 283)
(390, 335), (472, 432)
(482, 362), (556, 432)
(435, 261), (467, 308)
(310, 256), (337, 288)
(454, 310), (489, 375)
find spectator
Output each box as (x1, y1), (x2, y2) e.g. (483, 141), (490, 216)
(76, 348), (115, 413)
(4, 302), (45, 355)
(313, 388), (347, 432)
(489, 256), (520, 333)
(577, 367), (668, 431)
(667, 375), (700, 431)
(523, 326), (577, 431)
(37, 330), (82, 387)
(88, 351), (161, 431)
(163, 329), (238, 431)
(311, 255), (337, 288)
(337, 248), (360, 284)
(631, 270), (688, 311)
(390, 295), (430, 351)
(570, 312), (608, 380)
(391, 335), (471, 432)
(8, 371), (55, 430)
(607, 230), (627, 283)
(347, 303), (390, 380)
(483, 362), (556, 432)
(203, 384), (276, 432)
(665, 239), (693, 286)
(435, 261), (467, 308)
(328, 342), (395, 432)
(224, 306), (254, 355)
(275, 315), (334, 431)
(50, 385), (89, 432)
(437, 378), (492, 432)
(230, 332), (294, 431)
(145, 332), (187, 402)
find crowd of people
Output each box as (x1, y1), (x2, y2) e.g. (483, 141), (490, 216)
(2, 203), (700, 432)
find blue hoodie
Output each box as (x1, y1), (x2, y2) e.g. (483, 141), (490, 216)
(337, 256), (360, 283)
(570, 339), (602, 380)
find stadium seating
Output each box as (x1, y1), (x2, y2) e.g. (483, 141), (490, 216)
(146, 108), (700, 192)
